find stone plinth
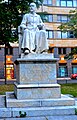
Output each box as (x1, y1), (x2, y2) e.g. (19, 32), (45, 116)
(6, 53), (75, 117)
(14, 54), (60, 100)
(15, 54), (57, 84)
(14, 83), (61, 100)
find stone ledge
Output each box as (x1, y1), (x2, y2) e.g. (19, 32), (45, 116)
(15, 53), (58, 64)
(5, 116), (77, 120)
(6, 92), (75, 108)
(14, 83), (61, 99)
(14, 83), (60, 88)
(0, 108), (11, 117)
(11, 106), (75, 117)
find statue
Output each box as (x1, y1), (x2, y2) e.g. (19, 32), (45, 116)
(18, 2), (48, 55)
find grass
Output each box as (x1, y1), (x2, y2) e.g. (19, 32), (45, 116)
(61, 83), (77, 97)
(0, 83), (77, 97)
(0, 84), (14, 95)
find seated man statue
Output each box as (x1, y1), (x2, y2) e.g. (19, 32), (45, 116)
(19, 2), (48, 55)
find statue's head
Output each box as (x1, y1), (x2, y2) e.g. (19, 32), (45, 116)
(30, 2), (36, 13)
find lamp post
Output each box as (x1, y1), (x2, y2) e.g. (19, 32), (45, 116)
(5, 42), (7, 84)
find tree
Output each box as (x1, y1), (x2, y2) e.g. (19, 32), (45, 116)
(58, 9), (77, 59)
(58, 9), (77, 38)
(0, 0), (45, 44)
(0, 0), (35, 44)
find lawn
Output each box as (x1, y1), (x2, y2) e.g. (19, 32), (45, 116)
(0, 84), (14, 95)
(61, 83), (77, 97)
(0, 83), (77, 97)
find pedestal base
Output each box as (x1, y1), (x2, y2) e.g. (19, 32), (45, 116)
(14, 83), (61, 99)
(6, 92), (75, 108)
(5, 54), (76, 117)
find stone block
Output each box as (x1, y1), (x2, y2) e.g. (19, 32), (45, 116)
(0, 108), (11, 117)
(12, 106), (75, 117)
(6, 117), (46, 120)
(14, 83), (61, 99)
(15, 54), (58, 84)
(6, 92), (75, 108)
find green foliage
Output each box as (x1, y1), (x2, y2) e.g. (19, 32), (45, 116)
(58, 9), (77, 59)
(75, 109), (77, 115)
(19, 111), (27, 117)
(61, 83), (77, 97)
(58, 9), (77, 38)
(64, 47), (77, 59)
(0, 0), (34, 44)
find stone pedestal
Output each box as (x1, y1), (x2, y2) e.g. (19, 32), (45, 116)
(14, 54), (61, 100)
(6, 54), (75, 117)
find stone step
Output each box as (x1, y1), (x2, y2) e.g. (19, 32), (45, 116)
(0, 95), (5, 108)
(0, 106), (75, 118)
(12, 106), (75, 117)
(6, 92), (75, 108)
(5, 115), (77, 120)
(0, 108), (11, 118)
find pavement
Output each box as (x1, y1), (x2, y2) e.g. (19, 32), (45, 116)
(0, 95), (77, 119)
(0, 78), (77, 119)
(0, 78), (77, 85)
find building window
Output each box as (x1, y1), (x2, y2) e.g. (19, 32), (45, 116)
(43, 0), (52, 5)
(57, 31), (61, 38)
(46, 30), (54, 38)
(6, 47), (13, 55)
(73, 0), (77, 7)
(68, 31), (75, 38)
(56, 31), (74, 39)
(57, 31), (68, 39)
(72, 65), (77, 74)
(59, 65), (68, 77)
(57, 15), (68, 23)
(46, 14), (53, 22)
(61, 0), (66, 6)
(62, 32), (68, 38)
(71, 48), (75, 53)
(58, 48), (66, 54)
(56, 0), (77, 7)
(67, 0), (73, 7)
(58, 48), (62, 54)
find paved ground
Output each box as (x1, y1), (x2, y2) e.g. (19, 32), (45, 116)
(0, 78), (77, 85)
(0, 95), (77, 119)
(0, 78), (77, 119)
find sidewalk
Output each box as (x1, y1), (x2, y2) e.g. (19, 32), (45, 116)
(0, 79), (16, 84)
(0, 78), (77, 84)
(57, 77), (77, 84)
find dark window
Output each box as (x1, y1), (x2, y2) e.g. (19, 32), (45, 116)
(63, 48), (66, 54)
(68, 31), (75, 38)
(71, 48), (74, 52)
(58, 48), (62, 54)
(58, 48), (66, 54)
(5, 47), (13, 55)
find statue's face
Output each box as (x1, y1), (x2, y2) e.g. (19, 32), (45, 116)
(30, 3), (36, 12)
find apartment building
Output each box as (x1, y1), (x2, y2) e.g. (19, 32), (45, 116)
(0, 0), (77, 79)
(36, 0), (77, 77)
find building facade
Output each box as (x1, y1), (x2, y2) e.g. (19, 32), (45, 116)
(0, 0), (77, 79)
(36, 0), (77, 78)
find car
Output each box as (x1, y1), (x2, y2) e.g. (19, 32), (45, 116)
(71, 73), (77, 79)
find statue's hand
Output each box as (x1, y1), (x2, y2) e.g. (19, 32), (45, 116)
(37, 25), (43, 30)
(20, 25), (26, 30)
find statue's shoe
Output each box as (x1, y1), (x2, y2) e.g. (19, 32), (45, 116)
(24, 50), (30, 54)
